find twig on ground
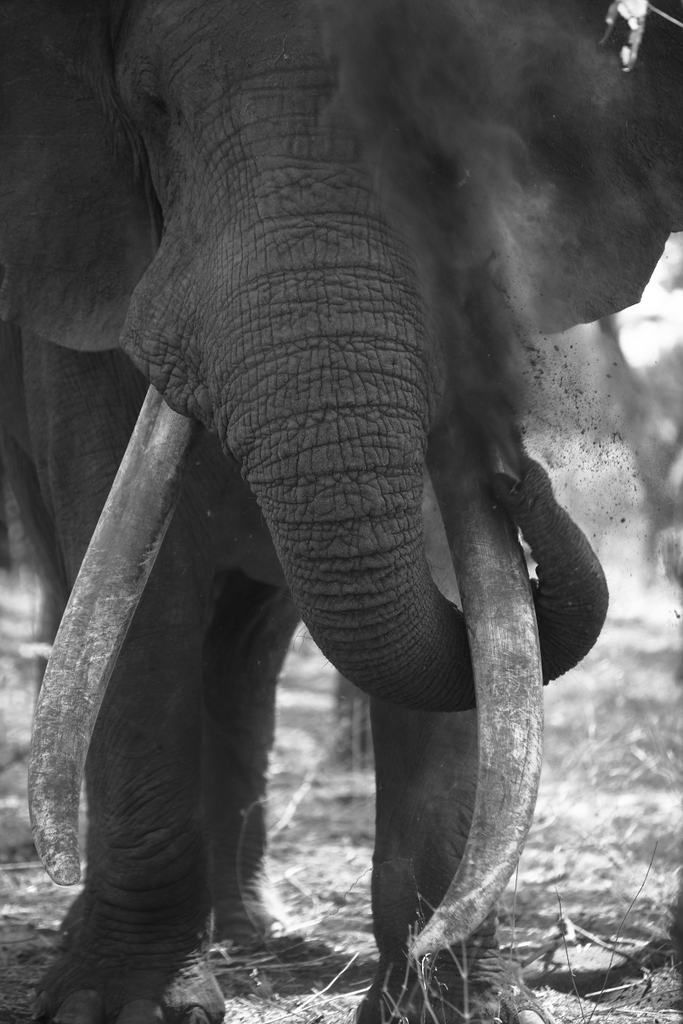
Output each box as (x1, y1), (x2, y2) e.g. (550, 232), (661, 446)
(587, 1011), (681, 1019)
(415, 951), (450, 1024)
(260, 951), (360, 1023)
(269, 766), (318, 836)
(583, 980), (643, 998)
(556, 891), (587, 1023)
(573, 922), (653, 980)
(18, 641), (52, 661)
(282, 866), (317, 903)
(521, 939), (565, 969)
(0, 861), (43, 871)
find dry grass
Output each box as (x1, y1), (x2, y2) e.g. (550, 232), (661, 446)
(0, 548), (681, 1023)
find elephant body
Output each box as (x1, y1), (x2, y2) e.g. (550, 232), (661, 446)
(4, 0), (678, 1020)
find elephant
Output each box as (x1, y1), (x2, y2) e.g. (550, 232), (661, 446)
(1, 0), (682, 1021)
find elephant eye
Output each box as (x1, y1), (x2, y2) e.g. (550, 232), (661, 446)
(135, 69), (171, 127)
(146, 94), (169, 119)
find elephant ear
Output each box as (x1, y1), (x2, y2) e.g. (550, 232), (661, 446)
(325, 0), (683, 335)
(480, 1), (683, 332)
(513, 0), (683, 331)
(0, 2), (154, 351)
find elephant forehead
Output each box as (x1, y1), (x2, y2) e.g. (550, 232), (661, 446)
(116, 0), (318, 119)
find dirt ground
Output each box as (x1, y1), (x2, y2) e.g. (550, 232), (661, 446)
(0, 525), (681, 1023)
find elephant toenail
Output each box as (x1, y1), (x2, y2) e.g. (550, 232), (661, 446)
(115, 1000), (166, 1024)
(53, 990), (104, 1024)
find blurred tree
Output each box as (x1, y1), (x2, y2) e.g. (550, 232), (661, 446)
(334, 671), (373, 769)
(0, 457), (10, 570)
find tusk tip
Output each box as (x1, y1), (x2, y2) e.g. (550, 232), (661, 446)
(31, 828), (82, 885)
(44, 856), (80, 888)
(491, 447), (521, 486)
(44, 854), (81, 886)
(408, 915), (466, 960)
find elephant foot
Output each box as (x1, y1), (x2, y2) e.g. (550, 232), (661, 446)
(31, 949), (225, 1024)
(358, 949), (553, 1024)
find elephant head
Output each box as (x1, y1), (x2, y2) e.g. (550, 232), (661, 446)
(3, 0), (676, 951)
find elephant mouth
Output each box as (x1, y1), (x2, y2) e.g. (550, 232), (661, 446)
(27, 387), (544, 955)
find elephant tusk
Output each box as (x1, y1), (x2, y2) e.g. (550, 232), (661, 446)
(411, 431), (544, 958)
(421, 469), (461, 608)
(28, 386), (198, 885)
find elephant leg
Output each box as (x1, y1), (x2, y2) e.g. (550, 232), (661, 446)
(34, 567), (225, 1023)
(22, 346), (224, 1023)
(200, 570), (298, 943)
(360, 702), (551, 1024)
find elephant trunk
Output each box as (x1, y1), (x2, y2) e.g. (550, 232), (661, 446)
(233, 399), (475, 713)
(239, 407), (544, 952)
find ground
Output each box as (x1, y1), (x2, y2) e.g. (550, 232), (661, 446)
(0, 536), (681, 1024)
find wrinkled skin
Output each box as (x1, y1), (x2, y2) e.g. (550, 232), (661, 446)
(2, 0), (680, 1021)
